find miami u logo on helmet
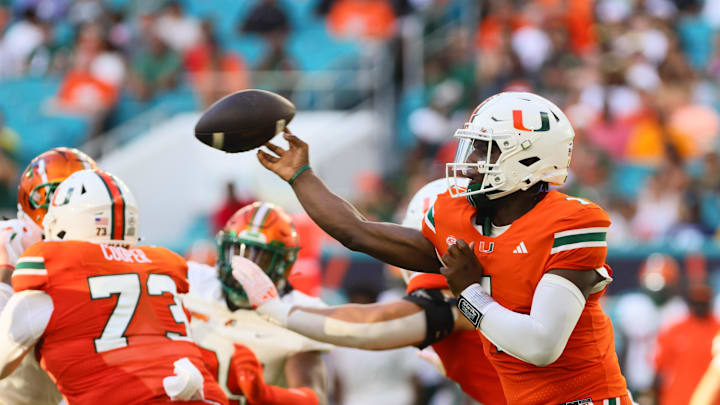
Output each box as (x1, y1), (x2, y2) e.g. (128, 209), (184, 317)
(512, 110), (550, 132)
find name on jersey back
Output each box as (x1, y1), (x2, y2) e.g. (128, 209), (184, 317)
(100, 244), (152, 263)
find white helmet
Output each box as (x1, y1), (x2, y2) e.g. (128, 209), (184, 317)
(43, 169), (139, 245)
(399, 178), (451, 283)
(446, 92), (574, 200)
(401, 179), (450, 230)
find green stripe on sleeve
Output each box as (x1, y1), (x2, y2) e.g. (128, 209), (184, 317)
(553, 232), (606, 248)
(16, 261), (46, 270)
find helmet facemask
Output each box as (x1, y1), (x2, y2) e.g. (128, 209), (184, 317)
(446, 125), (526, 202)
(216, 230), (299, 309)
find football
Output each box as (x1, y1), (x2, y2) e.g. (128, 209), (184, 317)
(194, 89), (296, 153)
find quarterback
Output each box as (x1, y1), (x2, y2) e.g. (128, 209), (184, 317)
(183, 202), (331, 405)
(255, 92), (630, 404)
(0, 169), (228, 405)
(0, 148), (96, 405)
(231, 179), (506, 404)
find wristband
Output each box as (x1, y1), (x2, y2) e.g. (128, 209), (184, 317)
(288, 165), (311, 185)
(457, 283), (495, 328)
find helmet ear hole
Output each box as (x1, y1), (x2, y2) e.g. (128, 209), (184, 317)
(519, 157), (540, 167)
(56, 231), (66, 240)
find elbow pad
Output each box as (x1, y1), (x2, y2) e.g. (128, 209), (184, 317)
(402, 289), (455, 349)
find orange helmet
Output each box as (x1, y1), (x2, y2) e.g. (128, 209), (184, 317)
(216, 202), (300, 308)
(18, 148), (98, 228)
(638, 253), (680, 292)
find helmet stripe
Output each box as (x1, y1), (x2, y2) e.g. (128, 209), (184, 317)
(249, 203), (271, 235)
(96, 171), (126, 241)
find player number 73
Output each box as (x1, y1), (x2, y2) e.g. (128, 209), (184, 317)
(87, 273), (192, 353)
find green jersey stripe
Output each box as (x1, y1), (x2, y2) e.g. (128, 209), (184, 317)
(553, 232), (606, 248)
(16, 261), (46, 270)
(424, 206), (436, 233)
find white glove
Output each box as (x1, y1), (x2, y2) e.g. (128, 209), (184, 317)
(162, 357), (205, 401)
(0, 219), (42, 267)
(231, 256), (291, 326)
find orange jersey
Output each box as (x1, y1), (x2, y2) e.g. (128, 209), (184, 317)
(654, 315), (720, 405)
(12, 241), (228, 405)
(422, 190), (627, 404)
(406, 273), (506, 405)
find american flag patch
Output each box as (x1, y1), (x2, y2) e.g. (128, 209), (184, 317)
(94, 217), (109, 226)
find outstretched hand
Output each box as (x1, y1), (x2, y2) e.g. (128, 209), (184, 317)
(439, 239), (485, 296)
(231, 256), (279, 308)
(257, 129), (310, 183)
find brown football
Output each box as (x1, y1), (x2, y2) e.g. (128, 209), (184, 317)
(194, 89), (296, 153)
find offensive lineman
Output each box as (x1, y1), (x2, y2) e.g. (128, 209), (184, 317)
(0, 169), (228, 404)
(231, 179), (506, 404)
(252, 92), (630, 404)
(183, 202), (330, 405)
(0, 148), (97, 405)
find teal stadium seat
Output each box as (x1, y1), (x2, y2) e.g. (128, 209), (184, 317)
(0, 78), (88, 165)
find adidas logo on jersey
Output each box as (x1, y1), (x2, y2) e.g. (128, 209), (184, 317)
(513, 242), (528, 254)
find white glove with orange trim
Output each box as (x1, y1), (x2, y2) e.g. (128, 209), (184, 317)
(0, 219), (42, 268)
(231, 256), (291, 326)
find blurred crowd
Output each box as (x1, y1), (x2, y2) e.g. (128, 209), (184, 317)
(3, 1), (720, 404)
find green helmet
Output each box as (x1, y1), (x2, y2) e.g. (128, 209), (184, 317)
(216, 202), (300, 308)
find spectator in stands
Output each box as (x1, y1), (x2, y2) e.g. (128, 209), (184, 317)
(654, 283), (720, 405)
(154, 1), (201, 53)
(631, 161), (688, 242)
(211, 181), (253, 234)
(253, 28), (297, 100)
(0, 8), (45, 78)
(407, 79), (462, 171)
(327, 0), (396, 40)
(185, 20), (250, 108)
(239, 0), (289, 38)
(48, 23), (124, 139)
(127, 32), (181, 101)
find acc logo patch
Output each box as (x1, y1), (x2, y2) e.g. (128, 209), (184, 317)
(446, 235), (457, 246)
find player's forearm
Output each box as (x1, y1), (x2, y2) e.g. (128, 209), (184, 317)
(458, 274), (585, 366)
(261, 300), (426, 350)
(291, 171), (441, 272)
(290, 169), (367, 247)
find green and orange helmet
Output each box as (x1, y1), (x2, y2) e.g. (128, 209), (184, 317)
(217, 202), (301, 308)
(18, 147), (98, 229)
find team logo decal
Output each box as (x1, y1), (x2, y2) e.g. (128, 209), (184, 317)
(512, 110), (550, 132)
(477, 241), (494, 253)
(446, 235), (457, 246)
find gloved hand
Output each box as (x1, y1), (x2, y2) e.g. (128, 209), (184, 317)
(162, 357), (205, 401)
(0, 219), (42, 268)
(231, 256), (290, 326)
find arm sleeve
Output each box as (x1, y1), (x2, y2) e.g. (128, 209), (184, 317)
(461, 273), (586, 367)
(0, 290), (53, 377)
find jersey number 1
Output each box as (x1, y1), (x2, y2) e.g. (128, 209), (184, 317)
(88, 273), (191, 353)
